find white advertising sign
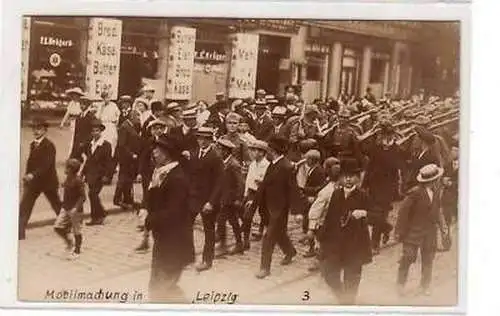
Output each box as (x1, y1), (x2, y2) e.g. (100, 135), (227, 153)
(85, 18), (122, 100)
(165, 26), (196, 100)
(228, 33), (259, 99)
(21, 17), (31, 102)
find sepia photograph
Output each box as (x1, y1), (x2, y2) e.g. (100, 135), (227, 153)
(16, 15), (461, 307)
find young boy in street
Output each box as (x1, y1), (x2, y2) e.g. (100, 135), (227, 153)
(53, 158), (86, 259)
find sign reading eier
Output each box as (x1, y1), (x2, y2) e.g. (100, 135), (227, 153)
(228, 33), (259, 99)
(85, 18), (122, 100)
(166, 26), (196, 100)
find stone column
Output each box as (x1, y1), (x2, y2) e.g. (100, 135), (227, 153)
(327, 41), (342, 98)
(383, 59), (390, 94)
(156, 19), (169, 100)
(360, 45), (372, 97)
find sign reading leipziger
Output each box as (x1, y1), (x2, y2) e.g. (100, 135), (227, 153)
(85, 18), (122, 99)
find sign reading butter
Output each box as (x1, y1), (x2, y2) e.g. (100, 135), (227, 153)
(85, 18), (122, 100)
(166, 26), (196, 100)
(228, 33), (259, 99)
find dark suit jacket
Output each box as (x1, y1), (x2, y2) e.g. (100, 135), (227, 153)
(141, 114), (156, 139)
(206, 110), (226, 136)
(168, 126), (199, 154)
(117, 119), (142, 163)
(188, 146), (224, 213)
(71, 110), (95, 159)
(25, 137), (58, 189)
(303, 165), (327, 198)
(216, 156), (244, 207)
(82, 138), (112, 184)
(395, 186), (441, 247)
(319, 187), (373, 266)
(256, 156), (300, 226)
(254, 114), (274, 141)
(146, 164), (195, 268)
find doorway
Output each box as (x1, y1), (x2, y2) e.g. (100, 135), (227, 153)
(256, 51), (281, 96)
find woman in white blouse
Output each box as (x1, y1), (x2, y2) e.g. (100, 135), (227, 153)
(132, 97), (151, 128)
(95, 91), (120, 156)
(60, 87), (84, 156)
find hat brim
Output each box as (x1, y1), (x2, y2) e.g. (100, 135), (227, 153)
(416, 167), (444, 183)
(91, 124), (106, 131)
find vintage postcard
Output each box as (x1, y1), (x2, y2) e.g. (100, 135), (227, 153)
(8, 3), (466, 312)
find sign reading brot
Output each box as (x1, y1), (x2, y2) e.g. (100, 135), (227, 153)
(85, 18), (122, 100)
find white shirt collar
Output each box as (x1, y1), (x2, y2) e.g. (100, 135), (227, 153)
(149, 161), (179, 188)
(272, 155), (284, 165)
(91, 136), (105, 147)
(182, 124), (190, 135)
(343, 185), (357, 197)
(33, 136), (45, 145)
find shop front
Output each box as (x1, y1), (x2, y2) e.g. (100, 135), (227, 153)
(302, 42), (330, 103)
(27, 17), (86, 110)
(340, 47), (362, 98)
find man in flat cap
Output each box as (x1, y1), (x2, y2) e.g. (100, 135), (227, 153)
(219, 112), (251, 168)
(255, 136), (298, 279)
(322, 108), (361, 163)
(19, 117), (62, 240)
(169, 106), (199, 161)
(214, 138), (245, 257)
(206, 95), (230, 137)
(242, 140), (270, 249)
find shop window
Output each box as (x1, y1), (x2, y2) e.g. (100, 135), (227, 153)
(306, 64), (322, 81)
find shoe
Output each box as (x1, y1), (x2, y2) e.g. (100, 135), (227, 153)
(280, 250), (297, 266)
(195, 262), (212, 272)
(303, 249), (316, 258)
(67, 251), (80, 261)
(229, 244), (244, 255)
(382, 233), (391, 245)
(86, 219), (104, 226)
(255, 269), (270, 279)
(135, 240), (149, 252)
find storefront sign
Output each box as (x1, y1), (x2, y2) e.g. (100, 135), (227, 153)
(85, 18), (122, 99)
(166, 26), (196, 100)
(228, 33), (259, 99)
(39, 36), (74, 48)
(21, 17), (31, 102)
(305, 43), (330, 54)
(49, 53), (62, 67)
(240, 19), (300, 34)
(194, 49), (226, 63)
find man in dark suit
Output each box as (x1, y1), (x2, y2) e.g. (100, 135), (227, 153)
(395, 164), (446, 297)
(113, 108), (142, 209)
(317, 158), (373, 305)
(206, 94), (229, 137)
(192, 127), (224, 272)
(19, 117), (61, 240)
(70, 95), (95, 160)
(168, 106), (199, 163)
(214, 138), (245, 257)
(255, 136), (298, 279)
(253, 101), (274, 141)
(82, 118), (112, 225)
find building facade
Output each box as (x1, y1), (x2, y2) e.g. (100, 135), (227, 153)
(22, 17), (459, 110)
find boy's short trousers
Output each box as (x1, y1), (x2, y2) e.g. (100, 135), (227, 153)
(54, 208), (83, 235)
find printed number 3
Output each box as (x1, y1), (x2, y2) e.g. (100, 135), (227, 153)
(302, 290), (310, 301)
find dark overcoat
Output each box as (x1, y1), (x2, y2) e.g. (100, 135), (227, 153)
(147, 164), (195, 270)
(25, 137), (59, 189)
(318, 187), (373, 266)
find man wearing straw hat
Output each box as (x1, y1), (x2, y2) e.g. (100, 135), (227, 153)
(70, 93), (96, 160)
(395, 163), (447, 297)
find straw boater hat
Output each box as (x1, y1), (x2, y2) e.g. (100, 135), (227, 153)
(271, 106), (287, 117)
(414, 115), (432, 126)
(248, 139), (268, 151)
(416, 164), (444, 183)
(65, 87), (85, 96)
(141, 85), (155, 93)
(257, 89), (266, 96)
(255, 100), (268, 110)
(166, 102), (181, 112)
(217, 138), (236, 150)
(147, 119), (167, 130)
(338, 108), (351, 118)
(182, 107), (198, 120)
(195, 126), (215, 138)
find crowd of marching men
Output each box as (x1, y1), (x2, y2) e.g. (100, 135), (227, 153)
(19, 84), (459, 303)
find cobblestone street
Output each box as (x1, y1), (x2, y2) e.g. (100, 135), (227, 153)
(18, 126), (458, 306)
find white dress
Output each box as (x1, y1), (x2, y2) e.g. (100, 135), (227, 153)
(96, 101), (120, 156)
(66, 101), (82, 156)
